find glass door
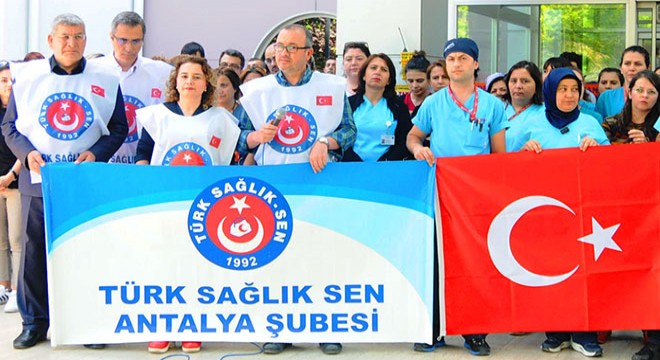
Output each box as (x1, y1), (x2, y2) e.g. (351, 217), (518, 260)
(636, 2), (660, 69)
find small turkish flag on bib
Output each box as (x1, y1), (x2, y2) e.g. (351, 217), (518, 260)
(316, 95), (332, 106)
(91, 85), (105, 97)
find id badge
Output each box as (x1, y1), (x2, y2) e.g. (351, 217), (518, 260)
(380, 134), (395, 145)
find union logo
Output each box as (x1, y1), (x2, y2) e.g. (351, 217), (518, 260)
(268, 105), (317, 154)
(123, 95), (145, 143)
(162, 142), (212, 166)
(39, 92), (94, 141)
(188, 177), (293, 270)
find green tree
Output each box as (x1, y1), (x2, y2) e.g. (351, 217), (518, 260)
(541, 4), (625, 80)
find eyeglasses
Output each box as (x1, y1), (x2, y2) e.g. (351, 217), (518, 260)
(633, 87), (658, 96)
(0, 60), (9, 71)
(112, 36), (143, 46)
(56, 33), (86, 42)
(273, 43), (311, 54)
(220, 62), (241, 71)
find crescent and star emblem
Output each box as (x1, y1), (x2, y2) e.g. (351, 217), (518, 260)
(216, 196), (265, 254)
(53, 102), (81, 132)
(276, 115), (305, 146)
(487, 196), (622, 287)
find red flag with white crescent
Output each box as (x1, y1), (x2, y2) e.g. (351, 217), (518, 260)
(316, 95), (332, 106)
(436, 144), (660, 335)
(91, 85), (105, 97)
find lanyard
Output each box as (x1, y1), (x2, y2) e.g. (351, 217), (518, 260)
(507, 103), (531, 121)
(448, 85), (478, 121)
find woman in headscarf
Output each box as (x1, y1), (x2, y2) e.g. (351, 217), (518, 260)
(518, 68), (609, 358)
(517, 67), (609, 153)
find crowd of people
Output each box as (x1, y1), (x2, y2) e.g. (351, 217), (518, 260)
(0, 9), (659, 360)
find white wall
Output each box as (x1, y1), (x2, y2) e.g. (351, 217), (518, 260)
(337, 0), (449, 85)
(0, 0), (139, 61)
(337, 0), (421, 79)
(0, 0), (336, 64)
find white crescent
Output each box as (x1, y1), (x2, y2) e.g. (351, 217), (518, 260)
(127, 115), (137, 134)
(487, 195), (579, 287)
(53, 112), (80, 132)
(217, 216), (265, 254)
(276, 125), (304, 145)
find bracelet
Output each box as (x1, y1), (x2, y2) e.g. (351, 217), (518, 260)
(11, 170), (18, 180)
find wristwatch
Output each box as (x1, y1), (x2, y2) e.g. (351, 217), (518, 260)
(317, 136), (330, 148)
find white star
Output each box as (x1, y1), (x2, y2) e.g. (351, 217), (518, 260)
(285, 114), (294, 123)
(577, 217), (622, 261)
(230, 196), (251, 215)
(183, 153), (192, 163)
(60, 102), (71, 111)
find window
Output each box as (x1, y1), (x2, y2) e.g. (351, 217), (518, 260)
(457, 4), (625, 82)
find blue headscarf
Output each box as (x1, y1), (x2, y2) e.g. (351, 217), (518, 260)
(543, 68), (582, 130)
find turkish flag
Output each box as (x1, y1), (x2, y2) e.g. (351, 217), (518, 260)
(151, 88), (162, 98)
(436, 144), (660, 335)
(316, 95), (332, 106)
(91, 85), (105, 97)
(209, 136), (221, 148)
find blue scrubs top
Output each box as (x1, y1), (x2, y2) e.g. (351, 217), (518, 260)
(413, 88), (507, 157)
(505, 103), (545, 152)
(596, 87), (625, 119)
(516, 112), (610, 150)
(352, 96), (396, 162)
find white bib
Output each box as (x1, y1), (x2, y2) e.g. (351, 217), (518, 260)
(93, 56), (173, 163)
(240, 72), (345, 165)
(12, 59), (120, 163)
(136, 104), (240, 166)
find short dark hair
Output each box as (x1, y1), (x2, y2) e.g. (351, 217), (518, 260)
(343, 42), (370, 57)
(542, 56), (571, 71)
(180, 41), (205, 58)
(111, 11), (145, 35)
(620, 45), (650, 68)
(504, 60), (543, 105)
(598, 67), (624, 86)
(219, 49), (245, 69)
(560, 51), (582, 71)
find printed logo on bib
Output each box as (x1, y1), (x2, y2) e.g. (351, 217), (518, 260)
(188, 177), (293, 270)
(123, 95), (145, 143)
(268, 105), (317, 154)
(39, 92), (94, 141)
(162, 142), (212, 166)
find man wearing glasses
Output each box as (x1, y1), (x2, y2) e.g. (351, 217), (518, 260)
(94, 11), (172, 164)
(218, 49), (245, 75)
(238, 24), (355, 354)
(264, 43), (279, 74)
(2, 13), (127, 349)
